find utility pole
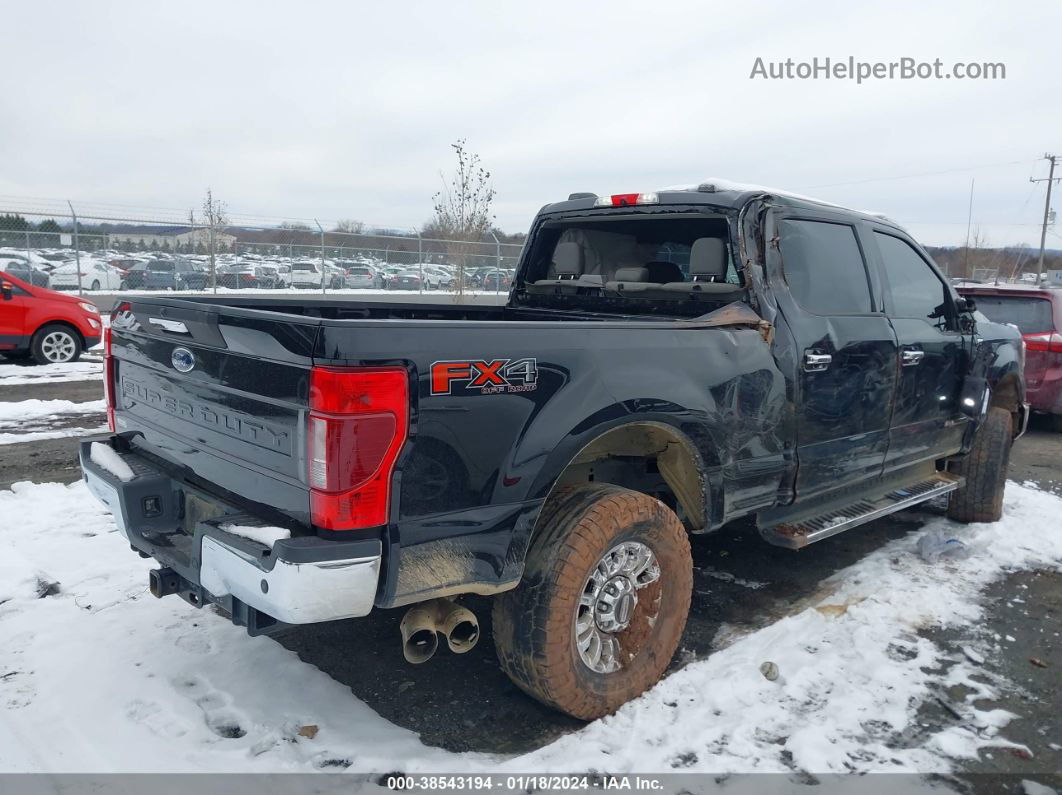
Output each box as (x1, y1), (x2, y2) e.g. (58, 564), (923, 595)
(963, 178), (974, 278)
(1030, 153), (1059, 288)
(67, 199), (82, 297)
(315, 219), (326, 294)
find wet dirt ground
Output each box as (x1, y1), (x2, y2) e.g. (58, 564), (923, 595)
(2, 359), (1059, 787)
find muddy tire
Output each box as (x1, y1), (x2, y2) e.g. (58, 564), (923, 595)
(30, 324), (82, 365)
(947, 407), (1012, 523)
(492, 484), (692, 720)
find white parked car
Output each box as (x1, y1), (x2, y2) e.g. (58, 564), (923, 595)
(290, 260), (325, 288)
(49, 259), (124, 291)
(274, 263), (293, 287)
(422, 264), (456, 289)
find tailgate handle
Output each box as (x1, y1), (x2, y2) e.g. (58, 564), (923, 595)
(148, 317), (189, 334)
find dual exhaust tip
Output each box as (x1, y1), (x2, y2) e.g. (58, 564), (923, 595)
(400, 598), (479, 664)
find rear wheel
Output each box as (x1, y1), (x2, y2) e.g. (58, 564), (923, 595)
(947, 406), (1013, 523)
(492, 484), (692, 720)
(90, 279), (101, 291)
(1050, 414), (1062, 434)
(31, 324), (82, 365)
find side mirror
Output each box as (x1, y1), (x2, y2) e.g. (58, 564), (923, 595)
(1, 281), (12, 300)
(956, 295), (977, 313)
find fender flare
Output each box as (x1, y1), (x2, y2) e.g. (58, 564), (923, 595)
(527, 415), (715, 538)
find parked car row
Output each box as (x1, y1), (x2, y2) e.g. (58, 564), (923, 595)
(1, 246), (519, 292)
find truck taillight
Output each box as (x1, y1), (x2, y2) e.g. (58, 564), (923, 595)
(1023, 332), (1062, 354)
(103, 327), (115, 432)
(307, 366), (409, 531)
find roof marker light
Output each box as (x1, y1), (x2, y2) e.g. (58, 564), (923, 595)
(594, 192), (660, 207)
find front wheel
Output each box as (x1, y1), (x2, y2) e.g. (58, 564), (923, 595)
(90, 280), (101, 291)
(492, 484), (692, 720)
(948, 406), (1013, 523)
(31, 324), (82, 365)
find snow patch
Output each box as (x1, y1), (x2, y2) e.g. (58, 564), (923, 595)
(0, 360), (103, 384)
(0, 424), (108, 446)
(219, 522), (291, 547)
(0, 398), (106, 424)
(89, 442), (134, 482)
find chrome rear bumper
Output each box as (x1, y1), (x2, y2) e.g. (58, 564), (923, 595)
(80, 435), (381, 630)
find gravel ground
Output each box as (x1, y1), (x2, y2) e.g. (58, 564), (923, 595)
(1, 355), (1058, 787)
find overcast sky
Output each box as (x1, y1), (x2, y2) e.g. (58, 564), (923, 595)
(2, 0), (1059, 247)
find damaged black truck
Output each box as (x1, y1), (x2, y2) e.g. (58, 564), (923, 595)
(81, 182), (1027, 720)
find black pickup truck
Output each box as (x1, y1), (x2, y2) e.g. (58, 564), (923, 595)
(80, 182), (1027, 720)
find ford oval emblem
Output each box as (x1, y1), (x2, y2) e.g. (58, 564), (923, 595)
(171, 347), (196, 373)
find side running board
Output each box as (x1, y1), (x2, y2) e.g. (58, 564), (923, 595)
(760, 471), (964, 550)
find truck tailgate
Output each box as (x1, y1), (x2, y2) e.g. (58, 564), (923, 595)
(110, 299), (322, 525)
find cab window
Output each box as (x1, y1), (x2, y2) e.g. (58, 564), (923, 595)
(778, 219), (873, 315)
(875, 232), (950, 329)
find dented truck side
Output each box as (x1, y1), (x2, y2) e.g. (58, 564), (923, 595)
(80, 184), (1026, 719)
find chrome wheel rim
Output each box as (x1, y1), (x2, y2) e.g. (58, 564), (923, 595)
(41, 331), (76, 362)
(575, 541), (661, 674)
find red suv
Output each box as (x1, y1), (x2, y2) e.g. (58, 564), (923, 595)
(957, 284), (1062, 430)
(0, 270), (103, 364)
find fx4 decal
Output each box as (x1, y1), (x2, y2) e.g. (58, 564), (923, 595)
(430, 358), (539, 396)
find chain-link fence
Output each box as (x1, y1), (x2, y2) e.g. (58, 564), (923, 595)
(0, 199), (525, 297)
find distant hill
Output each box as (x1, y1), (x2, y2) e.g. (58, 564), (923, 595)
(924, 245), (1062, 280)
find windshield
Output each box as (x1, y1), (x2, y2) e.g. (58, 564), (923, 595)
(973, 295), (1054, 334)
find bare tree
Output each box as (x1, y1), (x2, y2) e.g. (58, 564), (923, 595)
(429, 140), (496, 299)
(334, 219), (366, 235)
(202, 189), (228, 290)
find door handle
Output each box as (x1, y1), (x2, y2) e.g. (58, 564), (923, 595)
(901, 348), (925, 367)
(803, 351), (832, 372)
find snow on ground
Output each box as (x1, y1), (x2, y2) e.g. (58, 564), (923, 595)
(1, 480), (1060, 775)
(0, 480), (458, 774)
(0, 360), (103, 385)
(0, 424), (108, 446)
(0, 398), (105, 425)
(520, 486), (1062, 775)
(0, 396), (107, 445)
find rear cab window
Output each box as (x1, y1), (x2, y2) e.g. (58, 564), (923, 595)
(516, 213), (743, 317)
